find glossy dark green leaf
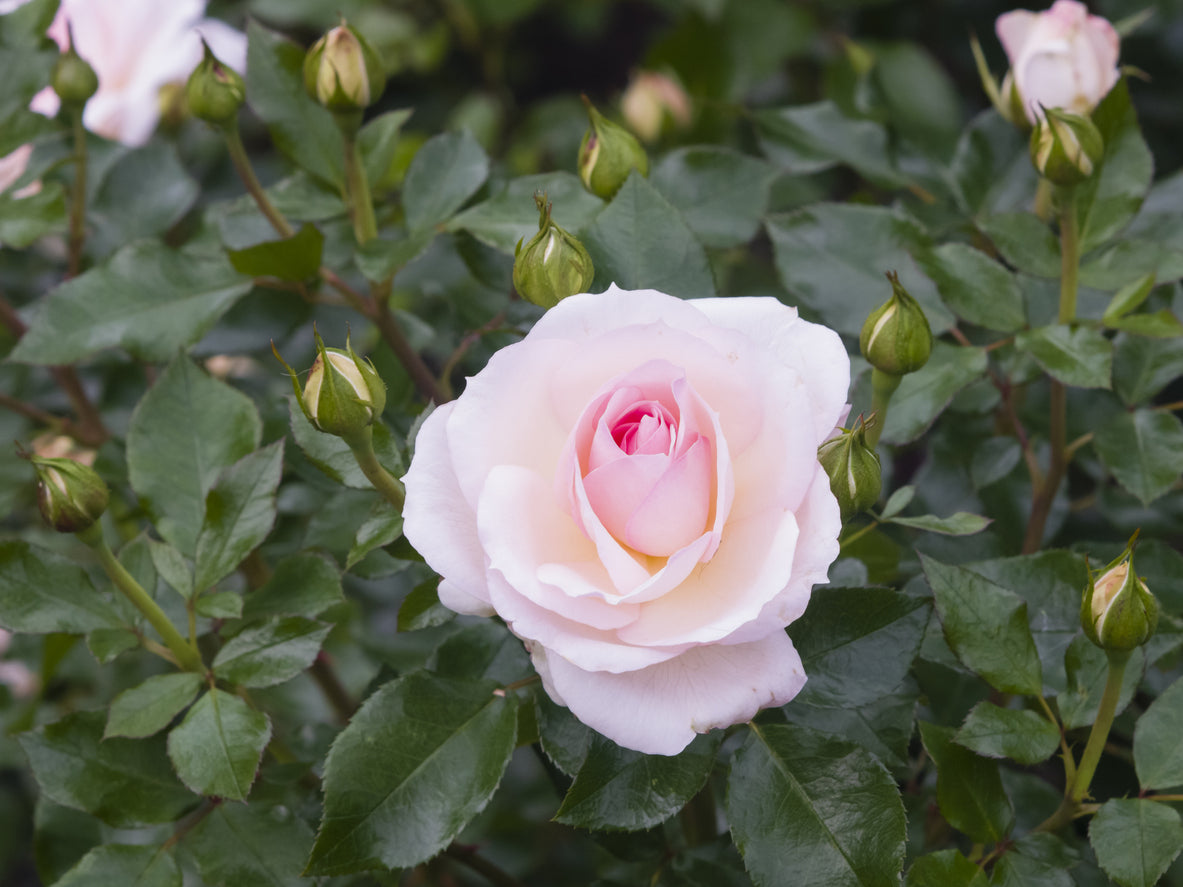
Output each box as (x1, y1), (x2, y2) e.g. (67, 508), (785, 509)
(241, 551), (343, 620)
(955, 701), (1059, 764)
(918, 722), (1013, 843)
(1057, 636), (1143, 730)
(127, 355), (262, 556)
(882, 342), (988, 444)
(228, 223), (324, 281)
(403, 130), (489, 232)
(305, 671), (517, 875)
(166, 689), (271, 801)
(922, 554), (1043, 696)
(787, 586), (929, 708)
(52, 843), (179, 887)
(286, 396), (403, 489)
(245, 21), (343, 189)
(397, 581), (452, 632)
(1014, 324), (1113, 389)
(18, 711), (195, 827)
(977, 213), (1060, 278)
(766, 203), (951, 337)
(918, 243), (1025, 332)
(583, 173), (715, 299)
(536, 692), (594, 777)
(184, 802), (315, 887)
(887, 512), (991, 535)
(104, 672), (204, 740)
(1089, 799), (1183, 887)
(1133, 675), (1183, 790)
(193, 442), (284, 592)
(556, 732), (720, 831)
(0, 182), (65, 247)
(781, 683), (919, 771)
(213, 617), (331, 688)
(448, 171), (603, 253)
(905, 850), (987, 887)
(1114, 334), (1183, 405)
(728, 723), (905, 887)
(0, 540), (122, 634)
(88, 142), (198, 253)
(346, 501), (403, 569)
(428, 619), (532, 685)
(990, 834), (1075, 887)
(1094, 408), (1183, 505)
(650, 146), (778, 248)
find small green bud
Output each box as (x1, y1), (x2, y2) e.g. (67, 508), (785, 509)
(273, 330), (386, 440)
(860, 271), (933, 377)
(1029, 107), (1103, 187)
(51, 27), (98, 108)
(577, 96), (648, 199)
(512, 191), (595, 309)
(31, 456), (109, 534)
(1081, 533), (1159, 653)
(303, 20), (385, 113)
(186, 41), (245, 126)
(817, 414), (882, 521)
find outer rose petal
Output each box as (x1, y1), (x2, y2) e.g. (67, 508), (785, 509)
(534, 631), (807, 755)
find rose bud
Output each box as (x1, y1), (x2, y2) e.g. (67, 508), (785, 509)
(577, 95), (648, 199)
(274, 330), (387, 440)
(1081, 534), (1159, 653)
(51, 28), (99, 108)
(513, 191), (595, 309)
(995, 1), (1120, 126)
(860, 271), (932, 377)
(30, 455), (109, 534)
(186, 40), (245, 126)
(817, 414), (882, 522)
(1029, 106), (1103, 186)
(620, 70), (692, 144)
(303, 20), (385, 113)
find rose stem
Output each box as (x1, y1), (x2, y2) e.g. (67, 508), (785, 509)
(337, 115), (377, 244)
(222, 120), (294, 238)
(66, 109), (88, 278)
(864, 369), (901, 450)
(343, 426), (406, 510)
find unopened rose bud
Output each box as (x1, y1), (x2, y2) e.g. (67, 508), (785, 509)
(52, 28), (98, 108)
(274, 330), (386, 440)
(577, 96), (648, 199)
(186, 41), (245, 126)
(513, 192), (595, 309)
(1081, 534), (1159, 652)
(1029, 107), (1103, 186)
(303, 20), (385, 113)
(860, 271), (932, 377)
(620, 71), (691, 144)
(817, 414), (882, 521)
(30, 456), (109, 534)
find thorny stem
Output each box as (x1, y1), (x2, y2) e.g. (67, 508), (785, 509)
(67, 111), (88, 278)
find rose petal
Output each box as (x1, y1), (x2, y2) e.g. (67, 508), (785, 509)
(996, 9), (1040, 62)
(622, 436), (713, 556)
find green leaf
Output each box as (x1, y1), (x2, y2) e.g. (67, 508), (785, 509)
(87, 628), (140, 664)
(241, 551), (343, 621)
(403, 130), (489, 232)
(227, 223), (324, 281)
(990, 834), (1077, 887)
(650, 146), (778, 248)
(360, 108), (414, 187)
(918, 722), (1013, 843)
(8, 241), (252, 365)
(766, 203), (951, 337)
(905, 850), (988, 887)
(882, 342), (988, 444)
(1133, 675), (1183, 790)
(166, 689), (271, 802)
(127, 355), (262, 556)
(787, 587), (929, 708)
(87, 142), (198, 254)
(1106, 309), (1183, 338)
(104, 672), (204, 740)
(245, 20), (343, 189)
(1057, 636), (1143, 730)
(977, 213), (1060, 278)
(0, 182), (66, 247)
(213, 617), (331, 688)
(1103, 273), (1156, 323)
(583, 173), (715, 299)
(428, 619), (533, 685)
(1089, 799), (1183, 887)
(397, 581), (452, 632)
(954, 701), (1059, 764)
(346, 501), (403, 569)
(0, 540), (122, 634)
(448, 171), (603, 253)
(971, 438), (1022, 489)
(536, 693), (594, 777)
(755, 101), (909, 189)
(194, 590), (242, 619)
(661, 844), (755, 887)
(1014, 324), (1113, 389)
(52, 844), (179, 887)
(918, 243), (1025, 333)
(921, 554), (1043, 696)
(555, 733), (720, 832)
(878, 485), (915, 520)
(17, 711), (195, 828)
(184, 802), (315, 887)
(727, 723), (905, 887)
(305, 671), (517, 875)
(147, 539), (193, 600)
(887, 512), (992, 535)
(193, 442), (284, 592)
(286, 395), (403, 489)
(1094, 408), (1183, 505)
(1114, 334), (1183, 404)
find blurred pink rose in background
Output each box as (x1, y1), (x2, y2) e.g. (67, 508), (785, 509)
(403, 287), (850, 755)
(996, 0), (1119, 123)
(0, 629), (38, 699)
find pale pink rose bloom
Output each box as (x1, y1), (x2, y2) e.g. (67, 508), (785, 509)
(403, 286), (850, 755)
(0, 144), (38, 196)
(0, 629), (38, 699)
(996, 0), (1119, 123)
